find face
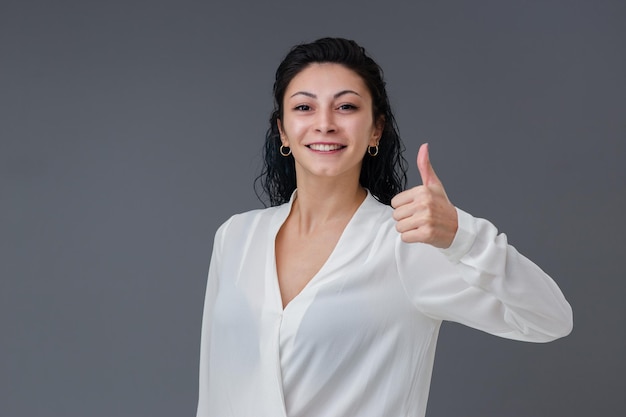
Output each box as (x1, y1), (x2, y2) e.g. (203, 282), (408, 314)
(277, 63), (383, 184)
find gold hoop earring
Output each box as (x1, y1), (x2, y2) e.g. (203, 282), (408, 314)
(368, 145), (379, 156)
(280, 145), (292, 157)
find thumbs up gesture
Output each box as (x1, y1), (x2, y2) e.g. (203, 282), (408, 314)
(391, 143), (458, 248)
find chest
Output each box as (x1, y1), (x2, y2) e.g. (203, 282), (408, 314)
(274, 222), (346, 308)
(212, 235), (435, 362)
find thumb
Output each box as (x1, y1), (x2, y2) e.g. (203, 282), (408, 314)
(417, 143), (442, 186)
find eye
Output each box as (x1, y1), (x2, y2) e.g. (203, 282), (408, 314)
(337, 104), (358, 111)
(294, 104), (311, 111)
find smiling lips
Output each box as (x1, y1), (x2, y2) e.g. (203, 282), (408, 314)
(307, 143), (345, 152)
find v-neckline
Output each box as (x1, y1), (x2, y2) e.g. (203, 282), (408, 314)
(271, 190), (372, 312)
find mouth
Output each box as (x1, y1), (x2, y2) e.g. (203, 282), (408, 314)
(306, 143), (346, 152)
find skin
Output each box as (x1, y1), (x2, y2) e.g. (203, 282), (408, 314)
(275, 63), (457, 308)
(392, 143), (458, 249)
(278, 63), (382, 187)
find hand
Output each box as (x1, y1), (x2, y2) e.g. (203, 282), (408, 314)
(391, 143), (458, 248)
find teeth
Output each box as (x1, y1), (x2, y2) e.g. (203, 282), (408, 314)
(309, 144), (343, 152)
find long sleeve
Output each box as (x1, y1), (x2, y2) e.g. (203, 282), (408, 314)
(196, 218), (230, 417)
(396, 207), (573, 342)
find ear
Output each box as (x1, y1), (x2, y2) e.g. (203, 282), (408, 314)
(277, 119), (289, 146)
(370, 115), (385, 146)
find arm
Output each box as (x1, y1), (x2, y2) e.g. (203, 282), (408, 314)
(392, 144), (572, 342)
(396, 208), (572, 342)
(196, 218), (231, 417)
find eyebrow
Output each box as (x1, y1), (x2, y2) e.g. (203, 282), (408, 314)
(289, 90), (362, 99)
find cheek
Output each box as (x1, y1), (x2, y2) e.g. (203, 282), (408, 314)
(355, 120), (377, 141)
(280, 117), (303, 138)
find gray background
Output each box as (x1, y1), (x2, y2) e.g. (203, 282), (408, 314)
(1, 0), (624, 416)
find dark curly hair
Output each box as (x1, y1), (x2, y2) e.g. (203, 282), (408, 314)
(255, 37), (407, 206)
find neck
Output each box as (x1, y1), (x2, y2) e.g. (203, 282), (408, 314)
(290, 178), (366, 234)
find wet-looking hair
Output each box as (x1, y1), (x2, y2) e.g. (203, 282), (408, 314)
(255, 37), (407, 206)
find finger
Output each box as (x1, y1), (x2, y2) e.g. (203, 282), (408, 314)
(399, 227), (436, 244)
(417, 143), (442, 187)
(392, 202), (417, 222)
(395, 215), (425, 234)
(392, 189), (433, 220)
(390, 188), (415, 209)
(391, 186), (429, 210)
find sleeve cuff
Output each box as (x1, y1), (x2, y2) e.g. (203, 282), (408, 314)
(439, 207), (476, 263)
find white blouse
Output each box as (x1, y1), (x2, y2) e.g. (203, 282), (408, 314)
(196, 191), (572, 417)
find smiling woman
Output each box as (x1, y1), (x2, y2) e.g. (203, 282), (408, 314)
(257, 38), (407, 207)
(195, 38), (573, 417)
(277, 63), (382, 186)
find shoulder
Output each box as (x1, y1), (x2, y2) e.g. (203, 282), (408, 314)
(345, 192), (400, 251)
(231, 204), (284, 228)
(213, 204), (286, 245)
(361, 192), (396, 229)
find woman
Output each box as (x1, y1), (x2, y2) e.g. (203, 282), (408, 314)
(196, 37), (572, 417)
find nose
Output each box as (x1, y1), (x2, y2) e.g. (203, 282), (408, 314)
(315, 108), (337, 134)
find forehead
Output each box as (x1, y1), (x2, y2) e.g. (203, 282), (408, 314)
(285, 63), (370, 97)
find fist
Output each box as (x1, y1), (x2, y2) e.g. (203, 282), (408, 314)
(391, 143), (458, 248)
